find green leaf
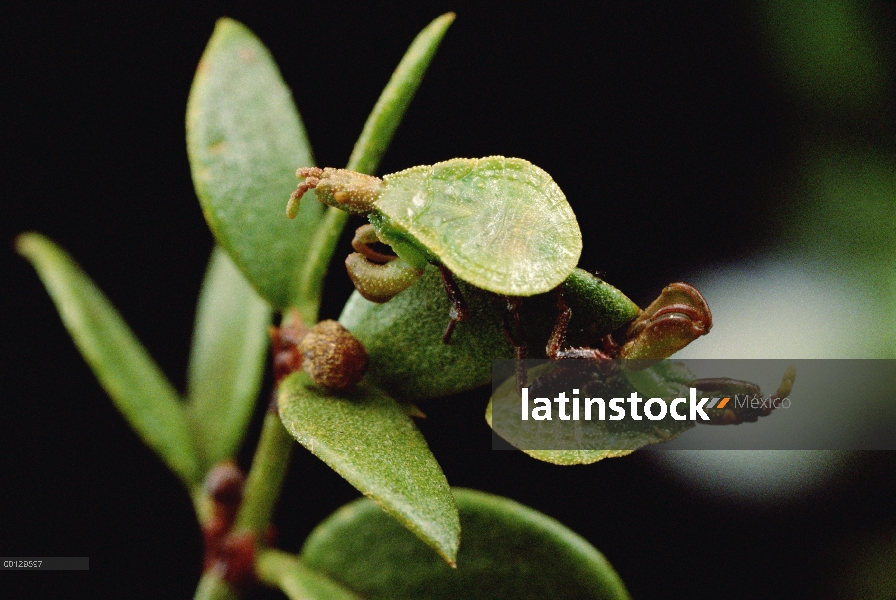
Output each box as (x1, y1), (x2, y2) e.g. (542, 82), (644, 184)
(339, 266), (513, 400)
(486, 361), (696, 465)
(193, 572), (240, 600)
(186, 18), (322, 314)
(16, 233), (201, 486)
(560, 269), (641, 346)
(186, 246), (271, 467)
(300, 488), (631, 600)
(257, 550), (361, 600)
(278, 373), (459, 564)
(300, 13), (456, 320)
(507, 447), (637, 466)
(339, 268), (640, 401)
(347, 12), (455, 174)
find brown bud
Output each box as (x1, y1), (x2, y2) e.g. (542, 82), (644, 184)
(204, 460), (245, 508)
(299, 320), (368, 392)
(270, 310), (309, 383)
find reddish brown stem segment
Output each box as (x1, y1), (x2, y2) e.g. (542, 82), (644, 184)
(202, 462), (258, 591)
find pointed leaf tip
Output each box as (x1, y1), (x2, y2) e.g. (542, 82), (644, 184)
(301, 488), (631, 599)
(347, 12), (457, 175)
(187, 18), (321, 312)
(17, 232), (202, 486)
(278, 373), (459, 563)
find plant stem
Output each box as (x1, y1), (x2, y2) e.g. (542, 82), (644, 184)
(233, 409), (294, 539)
(345, 12), (455, 176)
(296, 206), (348, 323)
(194, 346), (295, 600)
(293, 13), (455, 320)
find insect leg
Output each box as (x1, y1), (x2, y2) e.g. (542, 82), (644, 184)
(691, 366), (795, 425)
(501, 296), (528, 390)
(546, 288), (613, 360)
(438, 265), (469, 344)
(545, 288), (571, 359)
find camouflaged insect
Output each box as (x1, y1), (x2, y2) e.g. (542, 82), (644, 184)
(290, 156), (581, 295)
(289, 156), (582, 342)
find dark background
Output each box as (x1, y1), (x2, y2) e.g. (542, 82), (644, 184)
(2, 1), (894, 598)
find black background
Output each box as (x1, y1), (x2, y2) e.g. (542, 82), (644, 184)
(2, 2), (894, 598)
